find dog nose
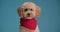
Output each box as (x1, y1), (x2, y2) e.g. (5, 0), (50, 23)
(27, 13), (30, 17)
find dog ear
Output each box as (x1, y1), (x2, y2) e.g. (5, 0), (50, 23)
(17, 7), (23, 17)
(35, 6), (41, 17)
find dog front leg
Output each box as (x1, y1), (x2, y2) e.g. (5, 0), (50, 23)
(34, 25), (40, 32)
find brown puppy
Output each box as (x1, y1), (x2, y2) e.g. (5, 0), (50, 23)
(17, 2), (41, 32)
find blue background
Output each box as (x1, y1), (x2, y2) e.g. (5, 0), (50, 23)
(0, 0), (60, 32)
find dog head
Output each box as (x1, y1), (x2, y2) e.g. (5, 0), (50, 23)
(17, 2), (41, 19)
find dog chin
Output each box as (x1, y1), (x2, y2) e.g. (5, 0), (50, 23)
(25, 17), (33, 19)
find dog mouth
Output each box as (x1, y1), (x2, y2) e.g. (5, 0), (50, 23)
(24, 13), (34, 19)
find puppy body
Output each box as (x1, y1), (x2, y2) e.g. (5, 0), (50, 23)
(17, 2), (40, 32)
(20, 25), (39, 32)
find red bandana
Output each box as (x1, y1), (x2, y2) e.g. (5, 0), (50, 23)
(20, 18), (37, 30)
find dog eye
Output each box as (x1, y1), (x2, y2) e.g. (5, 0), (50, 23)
(24, 9), (28, 12)
(30, 9), (33, 11)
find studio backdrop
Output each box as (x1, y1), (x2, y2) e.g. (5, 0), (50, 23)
(0, 0), (60, 32)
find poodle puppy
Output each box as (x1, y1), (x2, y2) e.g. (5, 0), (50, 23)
(17, 2), (41, 32)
